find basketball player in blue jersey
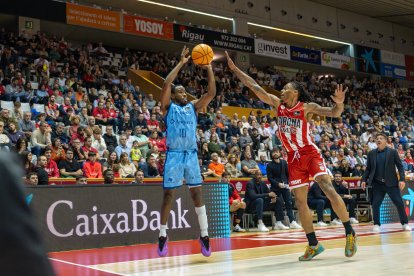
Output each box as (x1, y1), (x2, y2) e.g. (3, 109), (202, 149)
(157, 46), (216, 257)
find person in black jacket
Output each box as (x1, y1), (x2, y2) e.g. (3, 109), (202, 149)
(361, 133), (411, 232)
(0, 153), (55, 276)
(244, 171), (288, 231)
(332, 172), (359, 225)
(35, 155), (49, 185)
(307, 182), (330, 227)
(267, 149), (302, 229)
(102, 125), (118, 152)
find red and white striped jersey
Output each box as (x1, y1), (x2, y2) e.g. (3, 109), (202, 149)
(277, 102), (314, 153)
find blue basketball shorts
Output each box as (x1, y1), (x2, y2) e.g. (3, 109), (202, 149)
(163, 150), (202, 189)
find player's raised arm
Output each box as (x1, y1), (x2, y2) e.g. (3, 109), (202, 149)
(161, 46), (191, 114)
(225, 51), (280, 108)
(306, 84), (347, 118)
(193, 64), (216, 112)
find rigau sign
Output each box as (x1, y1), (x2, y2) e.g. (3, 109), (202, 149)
(26, 184), (229, 251)
(254, 39), (290, 60)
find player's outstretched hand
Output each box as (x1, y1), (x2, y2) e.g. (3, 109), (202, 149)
(331, 84), (348, 104)
(180, 46), (191, 64)
(198, 63), (212, 70)
(225, 51), (236, 71)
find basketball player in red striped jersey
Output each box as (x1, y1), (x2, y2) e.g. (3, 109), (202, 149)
(226, 52), (356, 261)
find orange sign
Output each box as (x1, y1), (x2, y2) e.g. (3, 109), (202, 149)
(124, 15), (173, 40)
(66, 3), (120, 32)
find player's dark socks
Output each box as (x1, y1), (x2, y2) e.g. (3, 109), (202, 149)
(343, 221), (355, 236)
(306, 232), (318, 246)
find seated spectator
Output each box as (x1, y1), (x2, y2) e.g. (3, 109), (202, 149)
(119, 152), (137, 178)
(131, 170), (145, 184)
(50, 138), (65, 163)
(332, 172), (359, 224)
(51, 122), (70, 148)
(72, 138), (86, 165)
(133, 126), (151, 159)
(208, 152), (225, 177)
(21, 151), (36, 174)
(225, 154), (242, 177)
(157, 152), (166, 176)
(103, 151), (119, 172)
(31, 121), (51, 156)
(241, 150), (260, 177)
(149, 131), (167, 153)
(307, 182), (330, 227)
(44, 147), (59, 178)
(0, 121), (11, 152)
(91, 126), (108, 158)
(226, 136), (240, 154)
(82, 136), (99, 159)
(141, 155), (160, 178)
(147, 114), (160, 133)
(58, 149), (83, 178)
(115, 134), (131, 159)
(35, 155), (49, 185)
(239, 127), (253, 150)
(0, 109), (18, 133)
(244, 171), (288, 231)
(83, 152), (103, 178)
(118, 112), (135, 134)
(19, 111), (35, 140)
(208, 134), (221, 154)
(7, 122), (25, 147)
(352, 164), (364, 177)
(257, 155), (268, 176)
(26, 172), (38, 186)
(75, 175), (88, 185)
(103, 125), (118, 153)
(92, 100), (110, 126)
(199, 157), (215, 178)
(68, 115), (81, 138)
(221, 172), (245, 232)
(103, 169), (115, 184)
(71, 126), (87, 147)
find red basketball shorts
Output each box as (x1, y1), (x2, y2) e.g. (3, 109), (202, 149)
(287, 146), (328, 189)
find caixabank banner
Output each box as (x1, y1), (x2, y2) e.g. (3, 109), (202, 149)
(25, 184), (229, 251)
(173, 24), (255, 53)
(290, 46), (321, 65)
(355, 45), (381, 74)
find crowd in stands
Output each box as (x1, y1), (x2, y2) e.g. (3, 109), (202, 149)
(1, 27), (414, 187)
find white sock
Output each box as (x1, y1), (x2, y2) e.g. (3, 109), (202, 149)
(258, 219), (264, 225)
(195, 205), (208, 237)
(159, 224), (167, 237)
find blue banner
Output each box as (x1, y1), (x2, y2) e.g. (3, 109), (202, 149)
(290, 46), (321, 65)
(355, 45), (381, 74)
(380, 63), (406, 79)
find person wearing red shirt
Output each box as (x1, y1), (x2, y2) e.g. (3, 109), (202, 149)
(404, 151), (414, 168)
(83, 152), (103, 179)
(93, 100), (110, 125)
(82, 136), (99, 159)
(147, 114), (160, 132)
(44, 147), (60, 178)
(149, 131), (167, 153)
(71, 126), (86, 146)
(221, 172), (246, 232)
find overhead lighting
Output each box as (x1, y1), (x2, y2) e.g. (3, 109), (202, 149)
(248, 22), (352, 46)
(136, 0), (233, 21)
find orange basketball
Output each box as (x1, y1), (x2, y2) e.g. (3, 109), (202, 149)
(191, 44), (214, 65)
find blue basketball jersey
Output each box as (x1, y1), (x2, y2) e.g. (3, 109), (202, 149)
(165, 102), (197, 150)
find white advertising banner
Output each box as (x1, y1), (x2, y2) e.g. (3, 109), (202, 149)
(255, 39), (290, 60)
(321, 52), (352, 70)
(381, 50), (405, 67)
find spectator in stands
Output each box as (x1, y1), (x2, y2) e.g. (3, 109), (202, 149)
(226, 136), (240, 155)
(83, 152), (102, 179)
(134, 126), (151, 159)
(51, 122), (70, 148)
(257, 155), (268, 176)
(75, 175), (88, 185)
(244, 171), (288, 231)
(119, 152), (137, 178)
(0, 121), (11, 151)
(21, 151), (36, 174)
(131, 170), (145, 184)
(84, 116), (97, 137)
(147, 113), (160, 133)
(239, 127), (253, 150)
(130, 140), (142, 169)
(118, 112), (134, 134)
(141, 155), (160, 178)
(332, 171), (359, 224)
(208, 134), (221, 154)
(58, 148), (83, 178)
(115, 134), (131, 159)
(352, 164), (364, 177)
(157, 151), (166, 177)
(26, 172), (38, 186)
(134, 113), (148, 134)
(208, 152), (225, 177)
(43, 147), (59, 178)
(35, 155), (49, 185)
(71, 138), (86, 165)
(103, 125), (118, 153)
(92, 100), (109, 126)
(355, 149), (366, 166)
(103, 169), (115, 184)
(68, 115), (81, 138)
(221, 172), (245, 232)
(19, 111), (35, 139)
(241, 150), (260, 177)
(225, 153), (242, 177)
(149, 131), (166, 153)
(0, 109), (18, 133)
(82, 136), (99, 159)
(91, 126), (108, 158)
(103, 151), (119, 172)
(307, 182), (330, 227)
(145, 94), (157, 111)
(336, 159), (353, 177)
(50, 138), (65, 163)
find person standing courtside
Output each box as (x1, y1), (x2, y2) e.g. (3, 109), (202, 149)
(158, 46), (216, 257)
(361, 133), (411, 232)
(267, 149), (302, 229)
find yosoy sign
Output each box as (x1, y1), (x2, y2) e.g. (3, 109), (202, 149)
(124, 15), (173, 40)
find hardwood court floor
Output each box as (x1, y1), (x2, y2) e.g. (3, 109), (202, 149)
(49, 223), (414, 276)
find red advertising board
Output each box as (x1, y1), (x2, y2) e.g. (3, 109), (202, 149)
(124, 15), (173, 40)
(405, 55), (414, 80)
